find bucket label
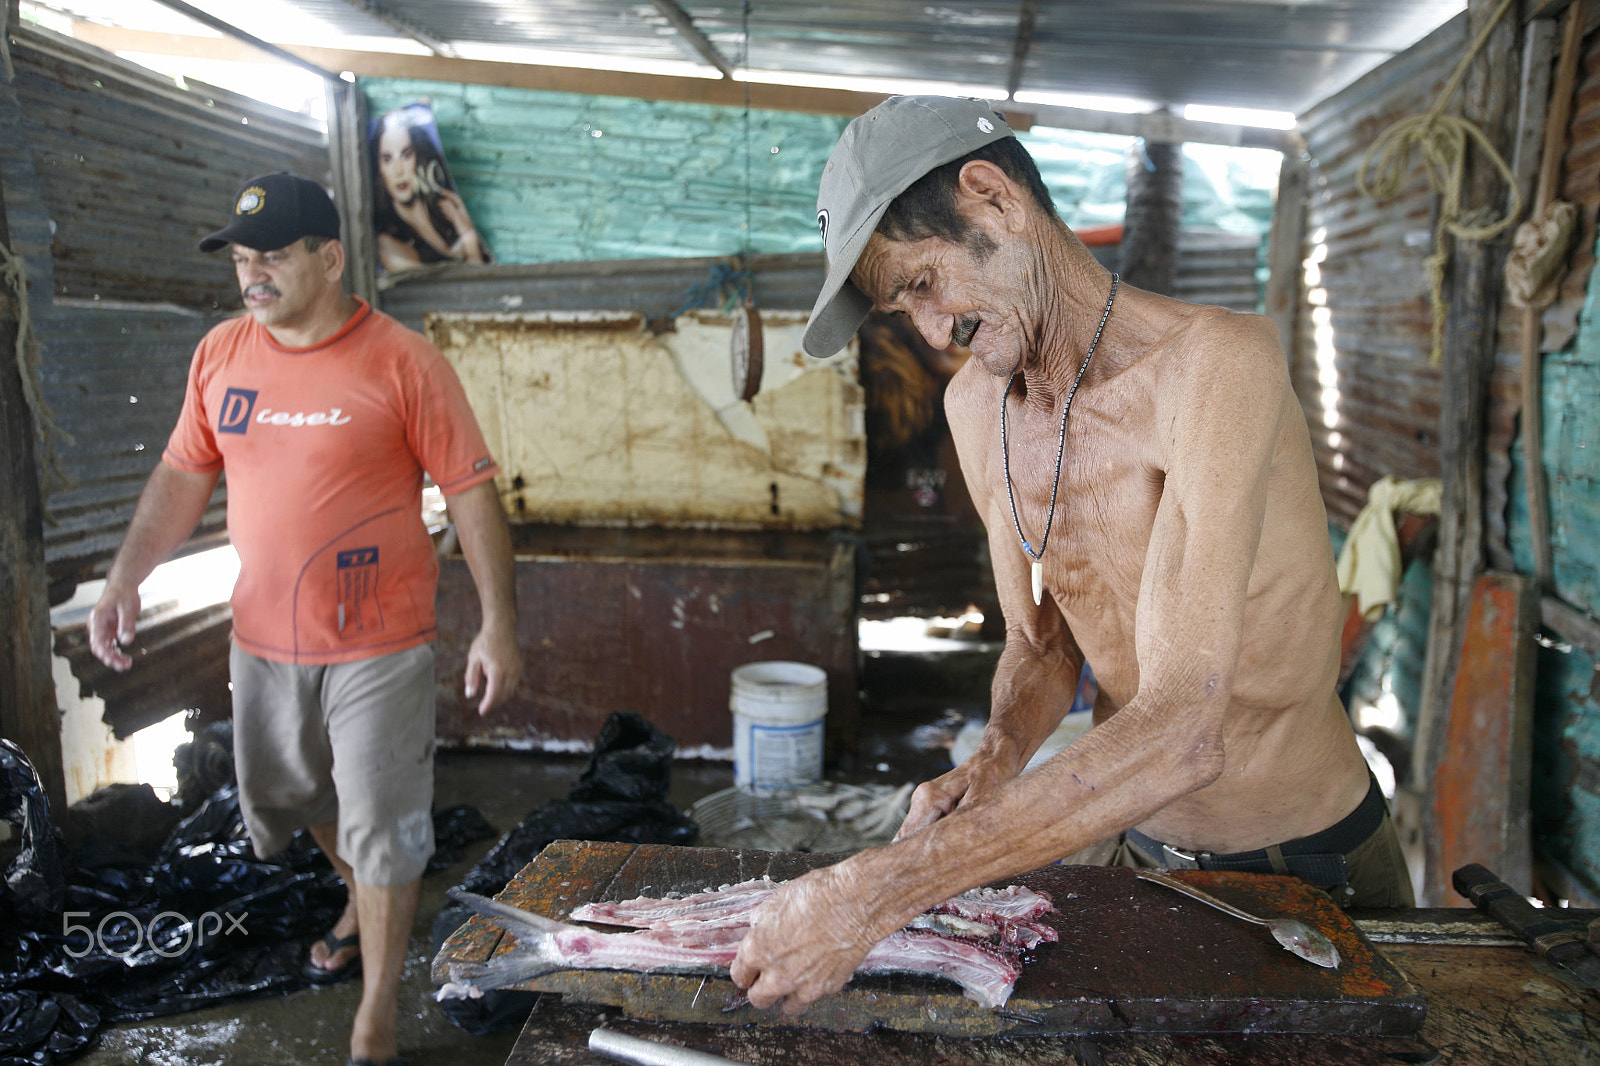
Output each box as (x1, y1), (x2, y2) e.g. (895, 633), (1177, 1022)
(739, 720), (823, 790)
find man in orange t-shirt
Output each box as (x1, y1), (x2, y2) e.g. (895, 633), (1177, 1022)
(87, 172), (520, 1066)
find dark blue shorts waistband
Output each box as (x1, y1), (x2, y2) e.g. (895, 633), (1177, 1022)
(1126, 771), (1386, 871)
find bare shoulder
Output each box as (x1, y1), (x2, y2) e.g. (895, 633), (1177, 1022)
(1140, 305), (1286, 413)
(1158, 305), (1285, 380)
(943, 354), (999, 445)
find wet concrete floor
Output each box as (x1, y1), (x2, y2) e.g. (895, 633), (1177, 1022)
(75, 641), (998, 1066)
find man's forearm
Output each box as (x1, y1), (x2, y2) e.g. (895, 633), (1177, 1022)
(446, 480), (516, 626)
(105, 462), (220, 594)
(979, 636), (1081, 769)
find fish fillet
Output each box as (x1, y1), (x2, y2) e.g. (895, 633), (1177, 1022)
(440, 879), (1054, 1009)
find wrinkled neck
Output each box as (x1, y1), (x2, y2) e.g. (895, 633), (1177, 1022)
(1015, 235), (1116, 411)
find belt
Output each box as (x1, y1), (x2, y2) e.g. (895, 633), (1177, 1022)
(1125, 772), (1386, 888)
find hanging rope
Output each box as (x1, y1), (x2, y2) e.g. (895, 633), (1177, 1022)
(1356, 0), (1522, 366)
(672, 2), (758, 323)
(0, 238), (74, 508)
(740, 0), (754, 259)
(671, 258), (753, 318)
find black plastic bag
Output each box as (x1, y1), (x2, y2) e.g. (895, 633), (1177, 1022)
(433, 711), (698, 1035)
(1, 740), (65, 925)
(0, 991), (98, 1066)
(0, 740), (497, 1061)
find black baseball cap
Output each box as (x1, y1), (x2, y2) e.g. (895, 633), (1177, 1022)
(198, 171), (342, 253)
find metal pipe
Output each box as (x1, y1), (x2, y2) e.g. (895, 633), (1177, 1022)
(588, 1028), (748, 1066)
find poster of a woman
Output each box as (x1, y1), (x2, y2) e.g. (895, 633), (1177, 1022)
(370, 102), (491, 273)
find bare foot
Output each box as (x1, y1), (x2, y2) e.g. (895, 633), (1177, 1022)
(349, 999), (398, 1064)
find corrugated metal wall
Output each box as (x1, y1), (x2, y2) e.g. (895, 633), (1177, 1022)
(1300, 10), (1600, 900)
(361, 77), (848, 265)
(1171, 229), (1262, 313)
(1, 26), (329, 597)
(1294, 15), (1462, 527)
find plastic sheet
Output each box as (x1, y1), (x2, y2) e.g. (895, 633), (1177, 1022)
(2, 739), (65, 924)
(0, 740), (496, 1064)
(433, 711), (698, 1035)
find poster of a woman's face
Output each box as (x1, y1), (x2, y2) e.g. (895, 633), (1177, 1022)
(370, 102), (491, 273)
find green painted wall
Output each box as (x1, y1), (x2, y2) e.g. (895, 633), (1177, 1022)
(1508, 230), (1600, 898)
(359, 78), (1278, 265)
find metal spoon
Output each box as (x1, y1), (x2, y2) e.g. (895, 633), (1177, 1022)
(1135, 869), (1341, 969)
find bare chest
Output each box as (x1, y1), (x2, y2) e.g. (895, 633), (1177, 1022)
(994, 390), (1159, 631)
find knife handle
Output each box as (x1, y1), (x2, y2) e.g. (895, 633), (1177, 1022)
(1452, 863), (1589, 959)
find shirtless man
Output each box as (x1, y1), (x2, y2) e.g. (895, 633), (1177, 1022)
(729, 96), (1412, 1015)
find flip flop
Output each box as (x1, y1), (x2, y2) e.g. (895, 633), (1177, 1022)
(304, 929), (361, 984)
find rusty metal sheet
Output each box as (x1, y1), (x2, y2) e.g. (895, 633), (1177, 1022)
(436, 840), (1426, 1039)
(425, 309), (864, 532)
(432, 533), (856, 755)
(1429, 572), (1538, 903)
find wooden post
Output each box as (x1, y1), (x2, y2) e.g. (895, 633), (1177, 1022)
(1121, 134), (1183, 296)
(326, 78), (377, 306)
(0, 150), (68, 819)
(1264, 151), (1309, 356)
(1412, 0), (1524, 906)
(1517, 2), (1583, 592)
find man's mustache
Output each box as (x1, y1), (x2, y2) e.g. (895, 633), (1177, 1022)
(952, 316), (979, 348)
(244, 283), (280, 299)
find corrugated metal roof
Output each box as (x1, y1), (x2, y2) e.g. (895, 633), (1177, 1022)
(39, 0), (1467, 119)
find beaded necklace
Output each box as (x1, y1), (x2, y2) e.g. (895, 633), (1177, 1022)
(1000, 273), (1119, 606)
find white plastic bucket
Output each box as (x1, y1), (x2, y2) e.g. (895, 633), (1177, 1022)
(730, 661), (827, 793)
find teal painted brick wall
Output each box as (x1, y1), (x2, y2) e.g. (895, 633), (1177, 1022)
(363, 80), (848, 263)
(1531, 642), (1600, 893)
(1508, 227), (1600, 898)
(359, 79), (1277, 265)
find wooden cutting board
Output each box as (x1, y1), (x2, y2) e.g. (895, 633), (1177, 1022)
(433, 840), (1425, 1038)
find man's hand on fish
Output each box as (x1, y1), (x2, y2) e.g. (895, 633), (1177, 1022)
(730, 863), (891, 1015)
(895, 730), (1025, 840)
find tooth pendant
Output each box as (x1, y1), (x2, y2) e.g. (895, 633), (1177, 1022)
(1031, 559), (1044, 606)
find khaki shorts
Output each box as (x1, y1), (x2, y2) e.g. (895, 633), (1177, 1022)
(230, 642), (437, 886)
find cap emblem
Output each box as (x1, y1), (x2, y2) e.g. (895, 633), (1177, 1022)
(236, 187), (266, 215)
(817, 208), (830, 245)
(977, 117), (995, 134)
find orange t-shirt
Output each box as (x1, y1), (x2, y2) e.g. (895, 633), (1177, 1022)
(164, 298), (498, 664)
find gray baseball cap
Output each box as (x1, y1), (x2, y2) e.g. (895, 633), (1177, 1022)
(802, 95), (1015, 358)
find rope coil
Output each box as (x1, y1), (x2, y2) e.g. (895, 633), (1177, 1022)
(1357, 0), (1522, 365)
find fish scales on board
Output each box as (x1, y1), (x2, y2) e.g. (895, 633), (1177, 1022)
(439, 878), (1057, 1009)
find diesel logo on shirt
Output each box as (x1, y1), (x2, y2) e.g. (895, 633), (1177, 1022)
(217, 388), (259, 435)
(255, 407), (353, 427)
